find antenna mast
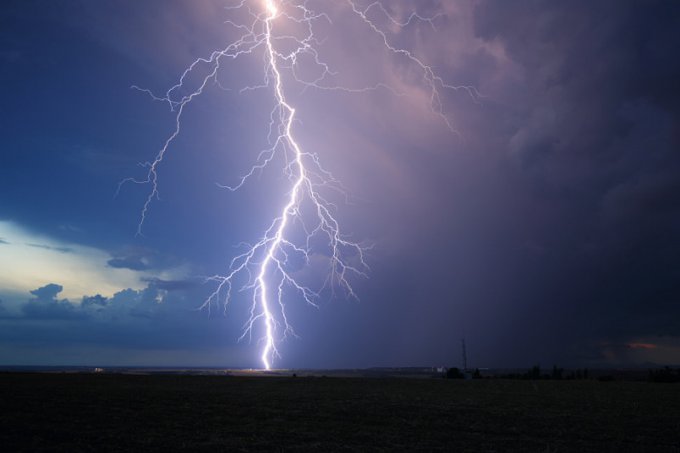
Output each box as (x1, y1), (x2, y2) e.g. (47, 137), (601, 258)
(461, 338), (468, 371)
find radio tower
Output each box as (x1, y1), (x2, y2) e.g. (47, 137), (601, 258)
(461, 338), (468, 371)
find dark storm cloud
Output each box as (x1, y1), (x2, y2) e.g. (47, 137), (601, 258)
(18, 283), (164, 321)
(0, 281), (253, 366)
(25, 243), (71, 253)
(81, 294), (107, 308)
(19, 281), (205, 323)
(29, 284), (63, 300)
(306, 0), (680, 367)
(22, 284), (83, 319)
(142, 277), (201, 292)
(25, 243), (73, 253)
(107, 247), (181, 272)
(460, 0), (680, 360)
(107, 256), (149, 271)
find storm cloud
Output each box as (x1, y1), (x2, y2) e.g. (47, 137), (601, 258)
(1, 0), (678, 368)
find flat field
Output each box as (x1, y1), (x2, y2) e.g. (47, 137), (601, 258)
(1, 372), (679, 451)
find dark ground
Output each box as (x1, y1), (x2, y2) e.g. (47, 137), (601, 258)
(1, 372), (679, 452)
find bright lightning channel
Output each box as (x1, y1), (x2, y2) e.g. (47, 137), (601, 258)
(254, 0), (298, 369)
(265, 0), (278, 16)
(122, 0), (476, 370)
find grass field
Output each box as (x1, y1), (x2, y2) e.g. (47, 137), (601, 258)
(1, 372), (679, 451)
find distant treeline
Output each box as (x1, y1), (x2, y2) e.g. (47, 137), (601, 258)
(648, 367), (680, 383)
(445, 365), (680, 382)
(496, 365), (586, 381)
(445, 365), (587, 380)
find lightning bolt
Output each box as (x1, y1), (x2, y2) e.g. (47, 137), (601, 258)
(121, 0), (477, 370)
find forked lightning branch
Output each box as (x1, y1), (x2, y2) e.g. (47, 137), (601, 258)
(122, 0), (476, 369)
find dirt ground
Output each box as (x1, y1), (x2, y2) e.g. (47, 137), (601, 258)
(1, 372), (679, 451)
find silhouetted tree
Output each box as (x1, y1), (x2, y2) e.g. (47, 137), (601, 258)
(551, 365), (564, 380)
(446, 367), (464, 379)
(649, 367), (680, 383)
(526, 365), (541, 380)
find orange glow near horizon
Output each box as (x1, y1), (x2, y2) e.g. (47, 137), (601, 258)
(627, 343), (658, 350)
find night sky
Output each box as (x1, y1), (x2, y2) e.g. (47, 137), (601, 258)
(1, 0), (679, 369)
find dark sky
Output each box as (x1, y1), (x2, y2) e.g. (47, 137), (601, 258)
(1, 0), (679, 369)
